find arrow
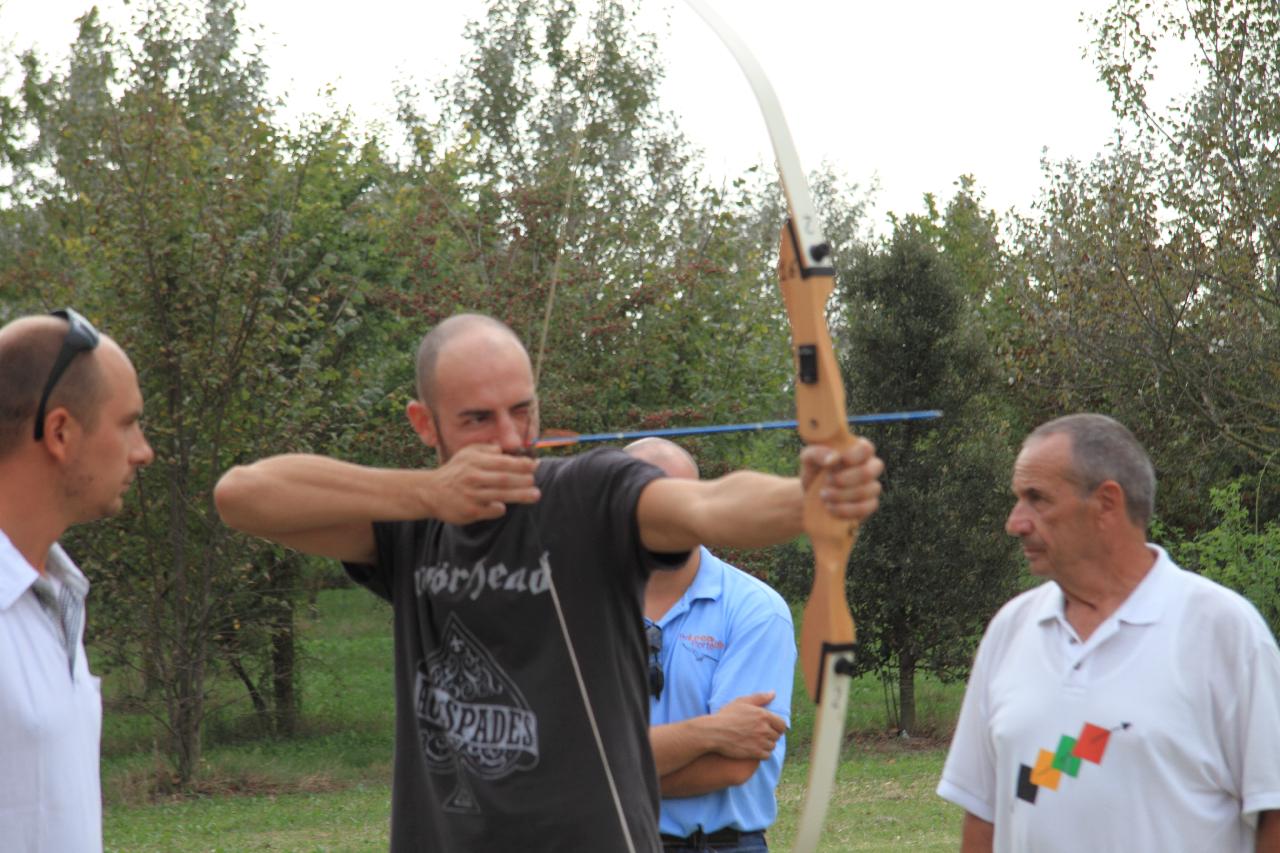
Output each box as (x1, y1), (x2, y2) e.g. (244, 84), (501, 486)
(534, 409), (941, 448)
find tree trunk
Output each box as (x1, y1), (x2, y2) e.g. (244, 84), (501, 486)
(270, 554), (299, 737)
(898, 651), (917, 736)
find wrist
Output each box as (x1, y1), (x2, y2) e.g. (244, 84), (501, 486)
(690, 713), (725, 754)
(409, 467), (441, 519)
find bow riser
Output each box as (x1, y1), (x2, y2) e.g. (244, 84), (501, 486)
(777, 224), (850, 448)
(779, 223), (860, 703)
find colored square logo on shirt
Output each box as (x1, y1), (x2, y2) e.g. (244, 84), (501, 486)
(1016, 763), (1039, 804)
(1072, 723), (1111, 764)
(1052, 735), (1083, 777)
(1030, 749), (1062, 790)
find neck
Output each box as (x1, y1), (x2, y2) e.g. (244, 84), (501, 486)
(0, 461), (65, 574)
(644, 546), (701, 622)
(1059, 537), (1155, 641)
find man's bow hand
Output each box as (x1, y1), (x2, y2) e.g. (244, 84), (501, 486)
(799, 438), (884, 523)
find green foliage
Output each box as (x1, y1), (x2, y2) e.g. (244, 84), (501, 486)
(1012, 0), (1280, 529)
(0, 0), (407, 785)
(386, 0), (797, 457)
(1161, 479), (1280, 639)
(837, 184), (1021, 733)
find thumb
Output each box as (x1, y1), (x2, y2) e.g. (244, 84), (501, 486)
(731, 690), (776, 707)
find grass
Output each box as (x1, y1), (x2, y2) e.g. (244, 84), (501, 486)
(100, 588), (968, 851)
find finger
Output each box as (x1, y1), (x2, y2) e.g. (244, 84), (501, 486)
(491, 486), (541, 506)
(458, 443), (539, 473)
(452, 499), (508, 525)
(820, 495), (882, 521)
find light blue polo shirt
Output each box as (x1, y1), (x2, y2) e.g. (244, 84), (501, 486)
(649, 547), (796, 836)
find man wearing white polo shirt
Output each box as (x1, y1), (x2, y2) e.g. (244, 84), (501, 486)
(627, 439), (796, 853)
(0, 310), (154, 853)
(938, 413), (1280, 852)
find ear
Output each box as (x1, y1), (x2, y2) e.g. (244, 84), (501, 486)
(1092, 480), (1129, 526)
(38, 407), (80, 463)
(405, 399), (439, 449)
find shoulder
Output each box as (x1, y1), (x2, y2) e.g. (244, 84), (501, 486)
(537, 447), (663, 489)
(979, 581), (1056, 648)
(1167, 559), (1276, 653)
(714, 553), (793, 624)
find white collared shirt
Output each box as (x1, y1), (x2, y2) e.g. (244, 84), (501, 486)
(0, 530), (103, 853)
(938, 545), (1280, 852)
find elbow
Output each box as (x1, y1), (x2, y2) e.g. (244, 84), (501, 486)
(724, 759), (760, 788)
(213, 466), (252, 530)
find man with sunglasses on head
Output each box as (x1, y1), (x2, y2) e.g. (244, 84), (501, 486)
(0, 309), (154, 853)
(215, 312), (883, 853)
(627, 438), (794, 853)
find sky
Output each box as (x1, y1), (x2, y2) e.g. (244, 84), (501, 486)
(1, 0), (1152, 226)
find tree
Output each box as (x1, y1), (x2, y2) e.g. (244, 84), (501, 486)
(0, 0), (400, 783)
(386, 0), (797, 453)
(1162, 478), (1280, 640)
(1011, 0), (1280, 530)
(838, 186), (1021, 735)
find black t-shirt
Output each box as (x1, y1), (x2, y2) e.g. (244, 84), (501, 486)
(345, 448), (681, 852)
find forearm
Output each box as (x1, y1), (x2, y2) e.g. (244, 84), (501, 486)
(660, 754), (760, 798)
(1259, 809), (1280, 853)
(215, 454), (434, 536)
(696, 471), (805, 547)
(961, 812), (994, 853)
(650, 718), (718, 776)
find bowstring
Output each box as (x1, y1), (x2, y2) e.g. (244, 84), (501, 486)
(521, 467), (639, 853)
(527, 41), (637, 853)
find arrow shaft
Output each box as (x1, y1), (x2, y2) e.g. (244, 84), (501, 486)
(534, 409), (941, 448)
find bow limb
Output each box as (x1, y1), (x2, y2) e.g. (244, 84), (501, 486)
(683, 2), (859, 850)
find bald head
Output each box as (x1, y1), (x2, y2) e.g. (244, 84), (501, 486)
(415, 314), (530, 407)
(0, 314), (109, 458)
(624, 437), (699, 480)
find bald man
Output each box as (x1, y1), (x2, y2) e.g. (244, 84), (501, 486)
(0, 309), (154, 853)
(628, 438), (795, 853)
(215, 312), (883, 853)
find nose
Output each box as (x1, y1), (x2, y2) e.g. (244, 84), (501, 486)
(495, 412), (526, 453)
(134, 433), (155, 467)
(1005, 503), (1028, 537)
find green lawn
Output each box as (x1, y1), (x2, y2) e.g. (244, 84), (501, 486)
(101, 587), (966, 851)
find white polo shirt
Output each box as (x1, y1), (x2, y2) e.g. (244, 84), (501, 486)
(0, 531), (103, 853)
(938, 545), (1280, 852)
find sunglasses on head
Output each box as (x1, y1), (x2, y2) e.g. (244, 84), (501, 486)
(33, 308), (101, 441)
(645, 622), (664, 700)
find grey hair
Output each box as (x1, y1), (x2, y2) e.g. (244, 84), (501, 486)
(1027, 413), (1156, 527)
